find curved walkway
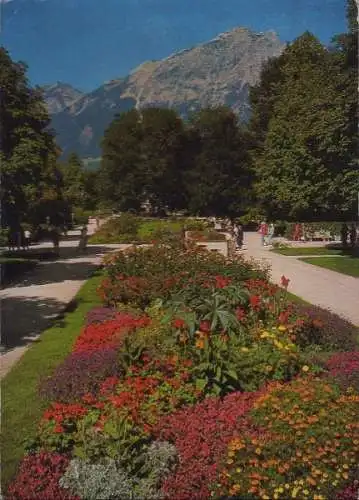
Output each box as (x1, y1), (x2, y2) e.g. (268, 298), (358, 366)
(243, 232), (359, 326)
(0, 222), (128, 378)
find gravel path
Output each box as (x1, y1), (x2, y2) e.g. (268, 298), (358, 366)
(243, 232), (359, 326)
(0, 222), (128, 378)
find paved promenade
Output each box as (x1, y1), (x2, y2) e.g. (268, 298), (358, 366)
(243, 232), (359, 326)
(0, 222), (128, 378)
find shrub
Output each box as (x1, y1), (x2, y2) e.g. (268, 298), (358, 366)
(59, 458), (135, 499)
(100, 245), (266, 309)
(186, 230), (227, 241)
(85, 307), (119, 325)
(325, 351), (359, 390)
(293, 303), (358, 351)
(336, 480), (359, 500)
(130, 302), (183, 359)
(38, 348), (122, 403)
(73, 314), (150, 352)
(7, 452), (76, 500)
(216, 378), (359, 499)
(134, 440), (178, 499)
(153, 390), (260, 500)
(89, 214), (140, 243)
(34, 356), (197, 461)
(59, 441), (178, 500)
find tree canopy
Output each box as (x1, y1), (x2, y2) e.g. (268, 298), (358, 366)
(0, 48), (65, 232)
(98, 106), (253, 216)
(249, 21), (359, 221)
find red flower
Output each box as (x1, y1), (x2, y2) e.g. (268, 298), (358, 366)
(200, 320), (211, 333)
(278, 311), (290, 324)
(215, 275), (232, 289)
(73, 313), (150, 353)
(7, 452), (76, 500)
(235, 308), (246, 321)
(173, 318), (186, 329)
(249, 295), (261, 310)
(280, 275), (290, 289)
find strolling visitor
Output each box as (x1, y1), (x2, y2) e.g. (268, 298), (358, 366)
(236, 222), (244, 249)
(214, 218), (222, 231)
(293, 223), (302, 241)
(341, 223), (348, 248)
(16, 231), (22, 251)
(267, 223), (275, 245)
(349, 224), (357, 248)
(258, 221), (268, 246)
(8, 232), (16, 251)
(78, 225), (88, 253)
(24, 229), (31, 249)
(52, 230), (60, 256)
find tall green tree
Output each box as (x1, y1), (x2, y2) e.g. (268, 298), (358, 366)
(332, 0), (358, 154)
(0, 48), (64, 232)
(254, 32), (359, 220)
(99, 108), (186, 212)
(59, 153), (87, 208)
(248, 51), (289, 150)
(184, 107), (253, 217)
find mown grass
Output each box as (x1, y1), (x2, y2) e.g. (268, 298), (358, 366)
(301, 256), (359, 277)
(271, 246), (343, 256)
(1, 272), (103, 487)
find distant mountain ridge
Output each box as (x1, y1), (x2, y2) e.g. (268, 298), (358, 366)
(44, 27), (285, 158)
(42, 82), (84, 114)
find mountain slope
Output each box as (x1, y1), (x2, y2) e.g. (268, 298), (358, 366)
(43, 82), (84, 114)
(47, 27), (285, 158)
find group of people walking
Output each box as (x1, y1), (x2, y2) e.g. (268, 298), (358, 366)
(7, 229), (32, 251)
(6, 225), (89, 254)
(212, 218), (244, 249)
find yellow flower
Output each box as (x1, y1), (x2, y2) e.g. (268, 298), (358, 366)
(229, 484), (241, 495)
(195, 339), (205, 349)
(278, 325), (286, 331)
(302, 365), (310, 372)
(274, 340), (284, 349)
(292, 487), (300, 498)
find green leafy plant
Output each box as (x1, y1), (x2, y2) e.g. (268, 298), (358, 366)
(118, 335), (147, 374)
(60, 458), (135, 499)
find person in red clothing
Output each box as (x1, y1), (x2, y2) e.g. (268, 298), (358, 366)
(293, 223), (302, 241)
(258, 221), (268, 246)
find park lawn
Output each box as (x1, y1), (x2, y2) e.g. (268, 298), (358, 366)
(301, 255), (359, 277)
(1, 272), (103, 487)
(271, 246), (343, 256)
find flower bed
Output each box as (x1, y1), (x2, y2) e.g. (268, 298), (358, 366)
(8, 243), (359, 499)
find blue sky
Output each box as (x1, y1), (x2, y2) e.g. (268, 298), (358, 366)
(1, 0), (348, 91)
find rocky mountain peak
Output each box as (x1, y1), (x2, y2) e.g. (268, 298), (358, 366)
(46, 27), (285, 158)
